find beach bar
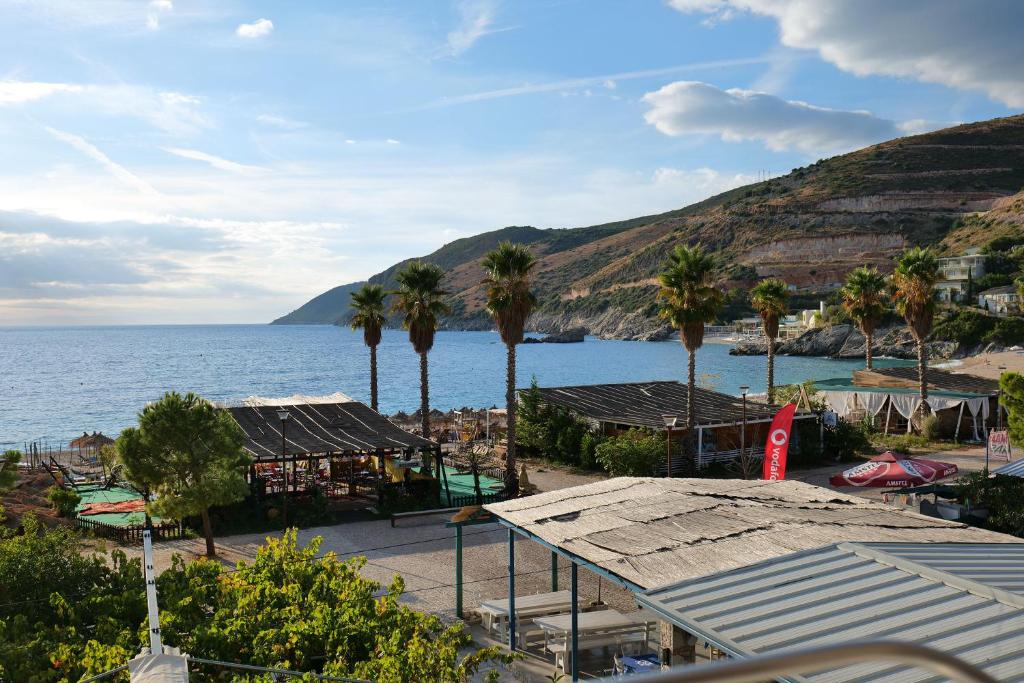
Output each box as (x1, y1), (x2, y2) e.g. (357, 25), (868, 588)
(483, 477), (1013, 680)
(226, 399), (447, 504)
(524, 381), (818, 472)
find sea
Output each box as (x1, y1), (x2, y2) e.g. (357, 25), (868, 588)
(0, 325), (904, 449)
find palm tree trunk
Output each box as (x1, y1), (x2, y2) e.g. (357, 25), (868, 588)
(504, 343), (520, 495)
(865, 330), (873, 370)
(766, 334), (776, 404)
(686, 349), (696, 430)
(369, 344), (379, 412)
(420, 352), (430, 448)
(201, 507), (215, 557)
(917, 339), (929, 416)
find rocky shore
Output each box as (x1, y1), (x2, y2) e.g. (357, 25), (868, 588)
(523, 327), (587, 344)
(729, 323), (958, 360)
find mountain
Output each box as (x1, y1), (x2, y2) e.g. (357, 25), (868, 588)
(273, 114), (1024, 337)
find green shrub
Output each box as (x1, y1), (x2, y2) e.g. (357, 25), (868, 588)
(955, 471), (1024, 537)
(921, 414), (942, 441)
(595, 430), (664, 476)
(46, 486), (81, 517)
(518, 378), (602, 469)
(986, 317), (1024, 346)
(931, 309), (995, 347)
(824, 418), (872, 462)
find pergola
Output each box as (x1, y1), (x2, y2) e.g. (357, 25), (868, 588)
(225, 400), (449, 503)
(484, 477), (1011, 681)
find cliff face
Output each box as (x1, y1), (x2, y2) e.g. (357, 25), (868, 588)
(730, 324), (958, 360)
(273, 115), (1024, 337)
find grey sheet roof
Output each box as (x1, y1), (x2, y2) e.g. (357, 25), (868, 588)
(227, 402), (434, 460)
(524, 381), (812, 429)
(637, 542), (1024, 683)
(485, 478), (1013, 591)
(994, 458), (1024, 478)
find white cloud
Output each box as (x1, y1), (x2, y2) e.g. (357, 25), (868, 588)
(146, 0), (172, 30)
(444, 0), (500, 56)
(256, 114), (308, 130)
(385, 138), (400, 145)
(44, 126), (159, 196)
(236, 18), (273, 39)
(163, 148), (267, 176)
(0, 81), (82, 105)
(415, 56), (770, 109)
(642, 80), (904, 155)
(670, 0), (1024, 107)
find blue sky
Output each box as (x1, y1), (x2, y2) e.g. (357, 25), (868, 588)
(0, 0), (1021, 324)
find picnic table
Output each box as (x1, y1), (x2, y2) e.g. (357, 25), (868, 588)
(533, 610), (656, 673)
(478, 590), (573, 641)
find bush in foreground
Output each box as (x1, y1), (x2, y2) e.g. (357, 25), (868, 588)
(0, 519), (510, 682)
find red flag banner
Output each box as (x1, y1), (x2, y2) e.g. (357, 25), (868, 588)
(763, 403), (797, 481)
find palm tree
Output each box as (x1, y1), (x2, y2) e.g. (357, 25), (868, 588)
(892, 247), (939, 412)
(657, 245), (724, 431)
(482, 242), (537, 495)
(750, 279), (789, 404)
(392, 262), (450, 445)
(840, 266), (889, 370)
(350, 284), (387, 412)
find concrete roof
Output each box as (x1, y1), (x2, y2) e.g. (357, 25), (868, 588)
(485, 477), (1015, 591)
(637, 542), (1024, 682)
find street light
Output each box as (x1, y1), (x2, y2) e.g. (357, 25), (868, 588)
(739, 386), (750, 465)
(662, 415), (678, 478)
(277, 409), (291, 529)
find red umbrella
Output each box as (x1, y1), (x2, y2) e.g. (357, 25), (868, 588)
(829, 451), (958, 488)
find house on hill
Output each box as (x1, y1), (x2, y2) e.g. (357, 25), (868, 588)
(522, 381), (817, 471)
(977, 284), (1021, 315)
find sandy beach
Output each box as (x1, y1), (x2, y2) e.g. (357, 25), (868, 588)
(943, 348), (1024, 380)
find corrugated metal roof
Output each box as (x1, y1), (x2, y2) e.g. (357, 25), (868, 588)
(637, 542), (1024, 683)
(485, 478), (1014, 591)
(993, 458), (1024, 478)
(523, 381), (813, 429)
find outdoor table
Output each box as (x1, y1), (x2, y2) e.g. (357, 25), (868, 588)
(478, 590), (573, 639)
(620, 653), (660, 675)
(533, 610), (655, 673)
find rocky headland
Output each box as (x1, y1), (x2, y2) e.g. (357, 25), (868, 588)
(729, 323), (959, 360)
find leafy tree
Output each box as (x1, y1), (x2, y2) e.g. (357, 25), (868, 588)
(482, 242), (538, 494)
(595, 430), (664, 477)
(349, 283), (388, 412)
(892, 247), (939, 413)
(117, 392), (249, 557)
(657, 245), (724, 430)
(517, 380), (601, 469)
(0, 449), (19, 491)
(46, 485), (81, 517)
(392, 262), (450, 447)
(1000, 372), (1024, 447)
(956, 471), (1024, 537)
(750, 278), (790, 404)
(841, 266), (888, 369)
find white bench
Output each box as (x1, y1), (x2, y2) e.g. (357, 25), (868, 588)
(478, 590), (573, 641)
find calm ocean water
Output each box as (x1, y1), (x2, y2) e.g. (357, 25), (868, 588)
(0, 325), (899, 448)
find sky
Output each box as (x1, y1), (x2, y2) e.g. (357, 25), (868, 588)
(0, 0), (1021, 325)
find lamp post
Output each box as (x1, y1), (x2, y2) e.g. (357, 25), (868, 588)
(739, 386), (750, 464)
(662, 415), (677, 478)
(276, 408), (291, 530)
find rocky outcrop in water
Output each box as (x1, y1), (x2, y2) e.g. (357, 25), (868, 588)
(523, 327), (587, 344)
(528, 310), (674, 341)
(729, 324), (957, 360)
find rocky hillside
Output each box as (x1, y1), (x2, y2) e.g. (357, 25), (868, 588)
(273, 115), (1024, 337)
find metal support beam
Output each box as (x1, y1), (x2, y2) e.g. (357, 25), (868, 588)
(508, 528), (516, 651)
(551, 550), (558, 591)
(455, 525), (463, 618)
(571, 562), (579, 682)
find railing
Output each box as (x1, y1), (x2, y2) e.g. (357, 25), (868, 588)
(75, 516), (184, 544)
(603, 640), (995, 683)
(447, 491), (507, 509)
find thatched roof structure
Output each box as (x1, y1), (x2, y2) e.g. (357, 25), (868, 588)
(68, 431), (115, 449)
(486, 477), (1014, 591)
(523, 381), (812, 429)
(227, 402), (435, 461)
(852, 366), (999, 395)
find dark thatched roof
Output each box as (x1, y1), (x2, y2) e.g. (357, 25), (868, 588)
(853, 366), (999, 396)
(227, 402), (435, 460)
(522, 381), (812, 429)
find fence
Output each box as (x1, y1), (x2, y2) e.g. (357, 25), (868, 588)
(447, 490), (507, 509)
(75, 516), (184, 544)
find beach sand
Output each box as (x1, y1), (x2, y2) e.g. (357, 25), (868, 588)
(943, 348), (1024, 380)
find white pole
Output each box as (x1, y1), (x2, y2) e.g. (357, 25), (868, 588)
(142, 529), (163, 654)
(486, 409), (490, 442)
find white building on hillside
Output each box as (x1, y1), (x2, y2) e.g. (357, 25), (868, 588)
(936, 248), (986, 302)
